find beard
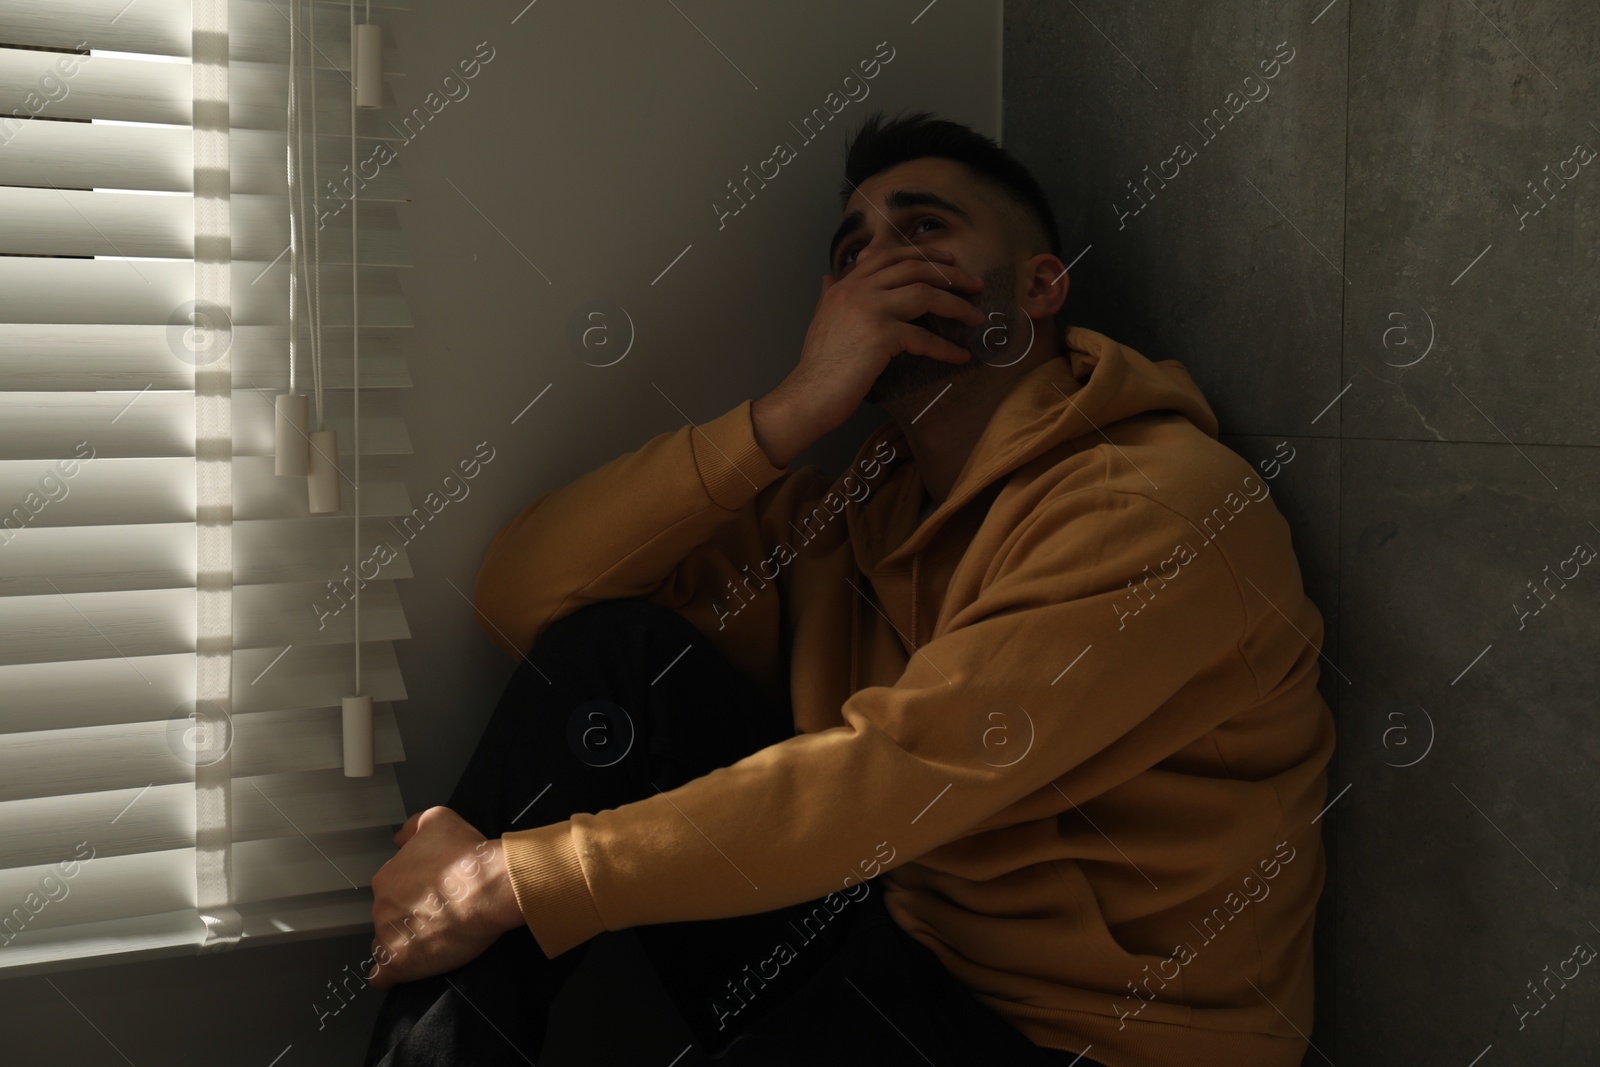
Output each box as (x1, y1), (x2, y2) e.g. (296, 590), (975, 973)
(864, 260), (1020, 406)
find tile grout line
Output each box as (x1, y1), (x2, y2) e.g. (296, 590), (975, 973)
(1330, 1), (1354, 1057)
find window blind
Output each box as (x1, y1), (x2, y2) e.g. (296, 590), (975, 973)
(0, 0), (415, 977)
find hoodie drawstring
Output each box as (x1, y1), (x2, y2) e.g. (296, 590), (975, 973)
(849, 560), (860, 695)
(910, 551), (920, 649)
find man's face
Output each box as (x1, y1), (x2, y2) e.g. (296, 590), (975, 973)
(828, 158), (1025, 406)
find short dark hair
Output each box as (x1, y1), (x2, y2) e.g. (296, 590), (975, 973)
(837, 109), (1062, 264)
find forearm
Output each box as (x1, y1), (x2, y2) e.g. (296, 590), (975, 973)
(750, 386), (823, 470)
(472, 399), (786, 658)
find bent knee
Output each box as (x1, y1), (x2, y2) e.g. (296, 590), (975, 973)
(536, 598), (690, 655)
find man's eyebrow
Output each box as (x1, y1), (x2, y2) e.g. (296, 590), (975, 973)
(827, 190), (973, 269)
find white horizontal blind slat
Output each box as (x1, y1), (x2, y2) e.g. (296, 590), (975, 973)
(0, 325), (412, 391)
(0, 188), (411, 266)
(0, 457), (414, 525)
(0, 758), (408, 859)
(0, 48), (399, 133)
(0, 47), (187, 125)
(0, 0), (409, 60)
(0, 519), (413, 596)
(0, 123), (410, 200)
(0, 643), (407, 734)
(0, 579), (409, 666)
(0, 258), (412, 326)
(0, 390), (410, 458)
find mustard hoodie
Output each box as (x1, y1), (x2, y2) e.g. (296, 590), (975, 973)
(474, 326), (1335, 1067)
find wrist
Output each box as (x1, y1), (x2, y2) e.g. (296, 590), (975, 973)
(751, 388), (811, 469)
(484, 838), (526, 934)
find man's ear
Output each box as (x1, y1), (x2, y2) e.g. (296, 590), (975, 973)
(1025, 254), (1069, 320)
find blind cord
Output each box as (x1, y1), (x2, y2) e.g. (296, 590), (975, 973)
(350, 0), (362, 695)
(308, 0), (326, 432)
(285, 0), (298, 397)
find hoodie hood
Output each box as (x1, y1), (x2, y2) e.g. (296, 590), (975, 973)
(846, 326), (1220, 576)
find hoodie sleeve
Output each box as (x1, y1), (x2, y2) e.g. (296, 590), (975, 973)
(471, 398), (812, 666)
(499, 487), (1254, 959)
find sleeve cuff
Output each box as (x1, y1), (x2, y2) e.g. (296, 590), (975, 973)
(692, 399), (789, 511)
(500, 821), (607, 959)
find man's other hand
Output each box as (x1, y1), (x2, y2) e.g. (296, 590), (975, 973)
(365, 806), (526, 991)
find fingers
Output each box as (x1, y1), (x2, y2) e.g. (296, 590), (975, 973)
(856, 245), (986, 295)
(395, 804), (461, 847)
(393, 809), (426, 846)
(853, 242), (955, 282)
(896, 321), (975, 366)
(884, 282), (987, 329)
(870, 259), (986, 303)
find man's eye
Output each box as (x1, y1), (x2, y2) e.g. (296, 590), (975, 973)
(839, 217), (944, 270)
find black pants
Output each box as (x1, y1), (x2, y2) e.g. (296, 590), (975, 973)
(363, 599), (1109, 1067)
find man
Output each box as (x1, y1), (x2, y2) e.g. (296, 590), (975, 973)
(362, 110), (1334, 1067)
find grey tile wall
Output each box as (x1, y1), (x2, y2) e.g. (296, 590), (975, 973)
(1008, 1), (1599, 1063)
